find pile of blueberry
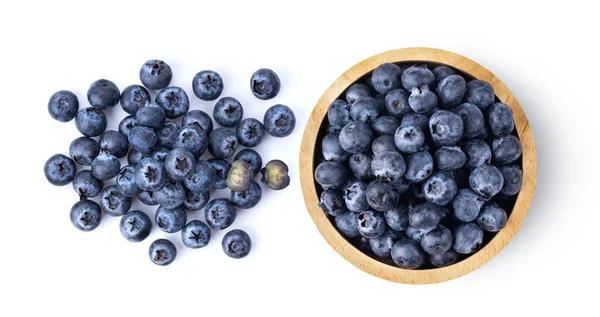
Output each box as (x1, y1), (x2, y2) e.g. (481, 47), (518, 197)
(44, 60), (295, 265)
(315, 62), (522, 269)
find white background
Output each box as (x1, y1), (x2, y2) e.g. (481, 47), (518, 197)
(1, 0), (598, 316)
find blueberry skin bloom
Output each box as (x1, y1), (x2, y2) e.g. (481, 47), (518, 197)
(434, 146), (466, 171)
(100, 185), (132, 217)
(222, 229), (252, 259)
(422, 171), (458, 206)
(334, 212), (360, 238)
(357, 210), (386, 238)
(371, 151), (406, 181)
(91, 152), (120, 180)
(401, 64), (435, 91)
(99, 130), (128, 158)
(184, 160), (217, 192)
(204, 198), (237, 230)
(174, 125), (208, 158)
(314, 161), (348, 189)
(421, 225), (453, 255)
(477, 202), (508, 232)
(469, 164), (504, 199)
(465, 80), (495, 111)
(429, 250), (460, 268)
(183, 189), (210, 211)
(164, 148), (196, 181)
(120, 85), (150, 115)
(149, 239), (177, 266)
(135, 102), (166, 129)
(75, 108), (107, 137)
(263, 104), (296, 137)
(401, 113), (429, 133)
(384, 88), (411, 119)
(371, 115), (400, 136)
(391, 239), (425, 269)
(349, 153), (375, 182)
(155, 205), (187, 233)
(429, 110), (464, 146)
(369, 231), (396, 258)
(409, 85), (438, 113)
(453, 223), (484, 254)
(128, 126), (158, 154)
(70, 200), (102, 232)
(137, 191), (158, 206)
(432, 65), (456, 82)
(135, 158), (167, 191)
(499, 165), (523, 196)
(120, 210), (152, 242)
(371, 63), (402, 95)
(319, 188), (348, 216)
(488, 103), (515, 137)
(140, 60), (172, 90)
(156, 86), (189, 119)
(208, 127), (238, 159)
(192, 70), (223, 101)
(87, 79), (120, 110)
(155, 180), (186, 209)
(214, 97), (243, 127)
(322, 133), (350, 162)
(156, 121), (180, 150)
(208, 158), (231, 190)
(69, 137), (100, 166)
(181, 220), (211, 249)
(328, 100), (352, 129)
(48, 90), (78, 122)
(350, 97), (380, 123)
(366, 180), (399, 212)
(345, 83), (371, 104)
(343, 181), (369, 212)
(250, 68), (280, 100)
(408, 202), (443, 230)
(339, 121), (373, 154)
(118, 115), (138, 140)
(371, 135), (397, 156)
(236, 118), (265, 147)
(404, 151), (434, 182)
(452, 188), (486, 222)
(231, 179), (262, 209)
(394, 125), (425, 154)
(453, 103), (485, 138)
(463, 139), (492, 169)
(436, 75), (466, 108)
(491, 135), (522, 165)
(73, 170), (103, 199)
(116, 165), (140, 197)
(234, 149), (263, 174)
(384, 204), (409, 231)
(182, 110), (213, 136)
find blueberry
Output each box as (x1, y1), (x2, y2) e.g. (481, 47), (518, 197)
(135, 158), (167, 191)
(406, 226), (433, 242)
(164, 148), (196, 181)
(401, 64), (435, 91)
(453, 103), (485, 138)
(231, 179), (262, 209)
(70, 200), (102, 232)
(348, 153), (375, 182)
(463, 139), (492, 169)
(469, 164), (504, 199)
(436, 75), (466, 108)
(137, 190), (158, 206)
(118, 115), (137, 140)
(226, 160), (254, 192)
(371, 63), (402, 95)
(371, 151), (406, 181)
(183, 189), (210, 211)
(357, 210), (386, 238)
(429, 110), (464, 146)
(222, 229), (252, 259)
(263, 104), (296, 137)
(208, 127), (238, 159)
(319, 188), (348, 216)
(156, 179), (186, 209)
(473, 124), (490, 140)
(91, 152), (120, 180)
(236, 118), (265, 147)
(322, 133), (351, 162)
(182, 110), (214, 136)
(366, 180), (399, 212)
(127, 126), (157, 154)
(174, 125), (208, 158)
(420, 225), (453, 255)
(434, 146), (466, 171)
(400, 113), (429, 133)
(234, 149), (263, 175)
(334, 211), (360, 238)
(135, 102), (165, 129)
(155, 120), (180, 150)
(72, 170), (103, 199)
(100, 185), (132, 217)
(384, 88), (411, 119)
(184, 160), (217, 192)
(394, 125), (425, 154)
(350, 97), (380, 123)
(453, 223), (483, 254)
(491, 135), (522, 165)
(204, 198), (237, 230)
(120, 85), (150, 115)
(155, 86), (189, 119)
(48, 90), (78, 122)
(409, 202), (443, 230)
(339, 121), (373, 154)
(429, 250), (460, 268)
(190, 70), (225, 103)
(422, 171), (458, 206)
(148, 239), (177, 266)
(343, 181), (369, 212)
(371, 135), (396, 156)
(155, 205), (186, 233)
(87, 79), (120, 110)
(250, 68), (280, 100)
(207, 158), (231, 190)
(369, 231), (396, 258)
(391, 239), (425, 269)
(151, 147), (170, 162)
(477, 202), (508, 232)
(314, 161), (348, 189)
(499, 165), (522, 196)
(371, 115), (400, 136)
(404, 150), (434, 182)
(432, 65), (456, 82)
(75, 108), (107, 137)
(465, 80), (495, 111)
(409, 85), (438, 113)
(345, 83), (371, 104)
(452, 188), (486, 222)
(181, 220), (211, 249)
(140, 60), (172, 90)
(120, 210), (152, 242)
(99, 130), (128, 158)
(392, 177), (411, 194)
(327, 100), (351, 130)
(69, 137), (100, 166)
(213, 96), (243, 127)
(116, 165), (140, 197)
(259, 159), (290, 190)
(384, 204), (409, 231)
(488, 102), (515, 137)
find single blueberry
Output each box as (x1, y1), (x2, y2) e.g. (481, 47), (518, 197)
(357, 210), (386, 238)
(231, 179), (262, 209)
(116, 165), (140, 197)
(371, 151), (406, 181)
(334, 211), (360, 238)
(401, 64), (435, 91)
(120, 210), (152, 242)
(408, 202), (443, 230)
(140, 60), (172, 90)
(250, 68), (280, 100)
(222, 229), (252, 259)
(432, 65), (456, 83)
(499, 165), (522, 196)
(477, 202), (508, 232)
(345, 83), (372, 104)
(319, 188), (348, 216)
(404, 150), (434, 182)
(384, 88), (411, 119)
(422, 171), (458, 206)
(69, 137), (100, 166)
(434, 146), (466, 171)
(164, 148), (196, 181)
(118, 115), (137, 140)
(236, 118), (265, 147)
(73, 170), (103, 199)
(184, 160), (217, 192)
(182, 110), (213, 136)
(174, 125), (208, 158)
(120, 85), (150, 115)
(135, 102), (165, 129)
(148, 239), (177, 266)
(100, 185), (131, 217)
(204, 198), (237, 230)
(213, 97), (243, 127)
(181, 220), (211, 249)
(400, 113), (429, 133)
(349, 153), (375, 182)
(48, 90), (78, 122)
(369, 231), (396, 258)
(384, 204), (409, 231)
(128, 126), (158, 154)
(452, 188), (486, 222)
(465, 80), (495, 111)
(87, 79), (120, 110)
(391, 239), (425, 269)
(155, 179), (186, 209)
(436, 75), (467, 108)
(137, 190), (158, 206)
(371, 63), (403, 95)
(155, 120), (180, 150)
(75, 108), (107, 137)
(339, 121), (373, 154)
(491, 135), (522, 165)
(429, 110), (464, 146)
(70, 200), (102, 232)
(208, 127), (238, 159)
(315, 161), (348, 189)
(488, 103), (515, 137)
(371, 135), (398, 156)
(371, 115), (401, 136)
(409, 85), (438, 113)
(463, 139), (492, 169)
(135, 158), (167, 191)
(429, 250), (460, 268)
(322, 133), (351, 162)
(343, 181), (369, 212)
(453, 103), (485, 138)
(327, 99), (352, 129)
(99, 130), (128, 158)
(183, 189), (210, 211)
(394, 125), (425, 154)
(453, 223), (483, 254)
(366, 180), (399, 212)
(91, 152), (120, 180)
(156, 86), (189, 119)
(420, 225), (453, 255)
(350, 96), (380, 123)
(155, 205), (186, 233)
(192, 70), (223, 101)
(207, 158), (231, 190)
(235, 149), (263, 174)
(263, 104), (296, 137)
(469, 164), (504, 199)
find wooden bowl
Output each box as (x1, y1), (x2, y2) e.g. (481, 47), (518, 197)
(299, 47), (536, 284)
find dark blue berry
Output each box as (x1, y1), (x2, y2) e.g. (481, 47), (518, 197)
(371, 135), (398, 156)
(87, 79), (120, 110)
(174, 125), (208, 158)
(469, 164), (504, 199)
(69, 137), (100, 166)
(156, 179), (186, 209)
(263, 104), (296, 137)
(338, 121), (373, 154)
(322, 133), (351, 162)
(357, 210), (386, 238)
(463, 139), (492, 169)
(75, 108), (107, 137)
(345, 83), (371, 104)
(453, 223), (483, 254)
(401, 113), (429, 133)
(334, 211), (360, 238)
(391, 239), (425, 269)
(384, 88), (411, 118)
(328, 100), (352, 129)
(343, 181), (368, 212)
(499, 165), (522, 196)
(214, 97), (243, 127)
(369, 231), (396, 258)
(477, 202), (507, 232)
(429, 110), (464, 146)
(491, 135), (522, 165)
(149, 239), (177, 266)
(155, 120), (180, 150)
(91, 152), (120, 180)
(422, 171), (458, 206)
(453, 103), (485, 138)
(452, 188), (486, 222)
(137, 190), (158, 206)
(432, 65), (456, 82)
(207, 158), (230, 190)
(350, 97), (380, 123)
(315, 161), (348, 189)
(222, 229), (252, 259)
(204, 198), (237, 230)
(155, 205), (186, 233)
(236, 118), (265, 147)
(120, 85), (150, 115)
(250, 68), (280, 100)
(164, 148), (196, 181)
(231, 179), (262, 209)
(135, 102), (165, 129)
(235, 149), (262, 174)
(156, 86), (189, 119)
(394, 125), (425, 153)
(184, 160), (217, 192)
(371, 115), (400, 136)
(128, 126), (157, 153)
(401, 64), (435, 91)
(116, 165), (140, 197)
(371, 151), (406, 181)
(319, 188), (348, 216)
(366, 180), (399, 212)
(182, 110), (213, 136)
(208, 127), (238, 159)
(404, 150), (434, 182)
(192, 70), (223, 101)
(409, 85), (438, 113)
(409, 202), (443, 230)
(182, 220), (211, 249)
(100, 185), (131, 217)
(488, 103), (515, 137)
(140, 60), (172, 90)
(430, 250), (460, 267)
(70, 200), (102, 232)
(436, 75), (466, 108)
(135, 158), (167, 191)
(349, 153), (375, 182)
(120, 210), (152, 242)
(384, 204), (409, 231)
(420, 225), (453, 255)
(183, 189), (210, 211)
(118, 115), (137, 139)
(72, 170), (103, 199)
(464, 80), (495, 111)
(48, 90), (78, 122)
(127, 148), (147, 166)
(371, 63), (402, 95)
(99, 130), (128, 158)
(434, 146), (466, 171)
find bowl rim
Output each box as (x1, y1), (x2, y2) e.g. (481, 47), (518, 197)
(299, 47), (537, 284)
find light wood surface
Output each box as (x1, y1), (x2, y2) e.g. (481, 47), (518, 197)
(299, 47), (537, 284)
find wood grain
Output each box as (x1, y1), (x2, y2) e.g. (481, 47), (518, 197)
(299, 47), (537, 284)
